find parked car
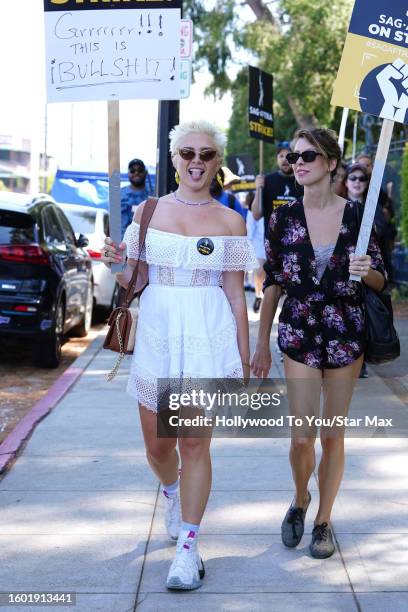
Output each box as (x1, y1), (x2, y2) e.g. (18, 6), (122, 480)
(0, 193), (93, 367)
(56, 203), (118, 315)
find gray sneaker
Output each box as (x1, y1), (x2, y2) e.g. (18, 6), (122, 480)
(281, 491), (311, 548)
(310, 522), (335, 558)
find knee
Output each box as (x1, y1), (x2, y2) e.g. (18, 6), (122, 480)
(291, 437), (315, 454)
(146, 440), (175, 465)
(179, 437), (210, 462)
(320, 434), (344, 453)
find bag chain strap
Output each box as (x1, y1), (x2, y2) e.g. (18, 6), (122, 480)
(106, 310), (125, 381)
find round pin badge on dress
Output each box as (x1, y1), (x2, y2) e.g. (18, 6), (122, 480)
(196, 238), (214, 256)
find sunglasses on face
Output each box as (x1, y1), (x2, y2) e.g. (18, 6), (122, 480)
(178, 148), (218, 162)
(286, 150), (323, 164)
(347, 175), (368, 183)
(129, 167), (145, 174)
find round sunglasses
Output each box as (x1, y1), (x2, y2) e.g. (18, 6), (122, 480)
(178, 148), (218, 162)
(286, 150), (323, 164)
(347, 175), (368, 183)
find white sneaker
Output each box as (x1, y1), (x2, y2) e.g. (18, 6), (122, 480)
(163, 492), (181, 541)
(166, 536), (205, 591)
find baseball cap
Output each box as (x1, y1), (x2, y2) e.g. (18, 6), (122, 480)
(276, 141), (291, 154)
(128, 158), (146, 170)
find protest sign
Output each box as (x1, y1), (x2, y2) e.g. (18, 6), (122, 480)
(332, 0), (408, 122)
(227, 154), (256, 192)
(248, 66), (274, 144)
(43, 0), (182, 103)
(332, 0), (408, 280)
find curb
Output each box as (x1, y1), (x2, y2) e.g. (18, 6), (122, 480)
(0, 330), (106, 475)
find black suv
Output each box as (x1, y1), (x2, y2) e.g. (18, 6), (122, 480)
(0, 193), (93, 367)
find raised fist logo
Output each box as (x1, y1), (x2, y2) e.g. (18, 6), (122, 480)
(376, 59), (408, 122)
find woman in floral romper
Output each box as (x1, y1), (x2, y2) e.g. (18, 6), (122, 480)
(252, 128), (386, 559)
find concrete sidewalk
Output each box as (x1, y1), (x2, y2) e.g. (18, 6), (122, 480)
(1, 311), (408, 611)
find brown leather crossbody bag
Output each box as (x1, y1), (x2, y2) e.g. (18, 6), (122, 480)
(104, 197), (158, 380)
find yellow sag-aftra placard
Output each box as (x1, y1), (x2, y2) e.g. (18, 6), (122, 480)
(332, 0), (408, 124)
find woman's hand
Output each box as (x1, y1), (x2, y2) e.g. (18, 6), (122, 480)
(349, 253), (372, 278)
(101, 236), (126, 268)
(251, 345), (272, 378)
(242, 362), (251, 385)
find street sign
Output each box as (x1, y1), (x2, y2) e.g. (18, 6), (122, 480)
(181, 19), (193, 58)
(43, 0), (182, 103)
(331, 0), (408, 123)
(248, 66), (274, 143)
(180, 59), (192, 99)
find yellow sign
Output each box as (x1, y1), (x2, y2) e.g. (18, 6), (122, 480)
(332, 0), (408, 124)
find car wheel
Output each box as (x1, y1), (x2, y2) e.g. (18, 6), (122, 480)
(71, 282), (93, 338)
(33, 300), (64, 368)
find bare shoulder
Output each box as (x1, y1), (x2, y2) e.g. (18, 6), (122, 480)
(217, 205), (247, 236)
(132, 201), (147, 224)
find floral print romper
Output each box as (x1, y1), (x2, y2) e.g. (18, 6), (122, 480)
(264, 199), (386, 369)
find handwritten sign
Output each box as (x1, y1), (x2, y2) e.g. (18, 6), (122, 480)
(181, 19), (192, 58)
(44, 0), (182, 102)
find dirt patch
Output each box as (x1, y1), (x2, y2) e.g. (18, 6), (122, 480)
(0, 325), (104, 446)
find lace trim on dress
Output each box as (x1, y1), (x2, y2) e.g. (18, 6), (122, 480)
(136, 320), (238, 356)
(127, 363), (245, 412)
(123, 223), (258, 271)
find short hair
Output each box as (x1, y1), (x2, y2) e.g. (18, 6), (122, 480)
(293, 128), (341, 179)
(169, 120), (226, 158)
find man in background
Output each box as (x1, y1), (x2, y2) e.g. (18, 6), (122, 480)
(120, 158), (153, 238)
(251, 141), (302, 234)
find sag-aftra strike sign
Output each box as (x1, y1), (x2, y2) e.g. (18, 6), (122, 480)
(248, 66), (273, 143)
(43, 0), (182, 102)
(332, 0), (408, 124)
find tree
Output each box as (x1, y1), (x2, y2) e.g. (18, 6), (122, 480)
(185, 0), (354, 147)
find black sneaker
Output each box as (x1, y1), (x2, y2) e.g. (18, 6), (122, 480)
(281, 491), (311, 548)
(359, 363), (368, 378)
(310, 522), (335, 558)
(253, 297), (262, 313)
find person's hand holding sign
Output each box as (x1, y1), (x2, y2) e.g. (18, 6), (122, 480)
(377, 58), (408, 123)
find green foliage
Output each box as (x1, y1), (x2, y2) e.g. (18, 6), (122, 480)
(400, 143), (408, 246)
(185, 0), (355, 165)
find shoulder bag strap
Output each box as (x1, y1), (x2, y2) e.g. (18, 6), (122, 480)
(123, 197), (158, 305)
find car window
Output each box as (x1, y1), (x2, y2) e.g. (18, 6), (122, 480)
(42, 207), (65, 245)
(56, 209), (76, 246)
(60, 208), (97, 236)
(0, 210), (34, 244)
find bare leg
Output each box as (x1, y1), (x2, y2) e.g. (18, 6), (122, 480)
(178, 418), (212, 524)
(284, 355), (322, 507)
(315, 355), (363, 524)
(139, 404), (179, 486)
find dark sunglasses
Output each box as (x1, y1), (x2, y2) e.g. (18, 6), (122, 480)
(178, 148), (218, 162)
(286, 150), (323, 164)
(347, 175), (368, 183)
(129, 167), (145, 174)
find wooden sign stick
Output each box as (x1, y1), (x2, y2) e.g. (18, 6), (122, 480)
(258, 139), (264, 213)
(107, 100), (122, 273)
(350, 118), (394, 282)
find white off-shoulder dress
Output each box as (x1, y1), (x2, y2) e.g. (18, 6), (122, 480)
(123, 222), (258, 411)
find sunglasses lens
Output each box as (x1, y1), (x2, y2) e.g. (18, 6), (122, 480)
(200, 149), (217, 162)
(302, 151), (318, 162)
(286, 153), (298, 164)
(178, 148), (195, 160)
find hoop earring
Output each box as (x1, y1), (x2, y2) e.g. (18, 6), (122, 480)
(175, 170), (180, 185)
(216, 172), (223, 188)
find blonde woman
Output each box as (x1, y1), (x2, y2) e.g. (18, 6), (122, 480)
(103, 120), (257, 590)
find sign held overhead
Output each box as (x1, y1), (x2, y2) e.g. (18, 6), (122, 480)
(248, 66), (274, 143)
(43, 0), (182, 102)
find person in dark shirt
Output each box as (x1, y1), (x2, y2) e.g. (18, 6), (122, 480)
(120, 158), (153, 238)
(252, 141), (302, 233)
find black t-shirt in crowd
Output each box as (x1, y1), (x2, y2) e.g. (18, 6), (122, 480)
(262, 171), (303, 233)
